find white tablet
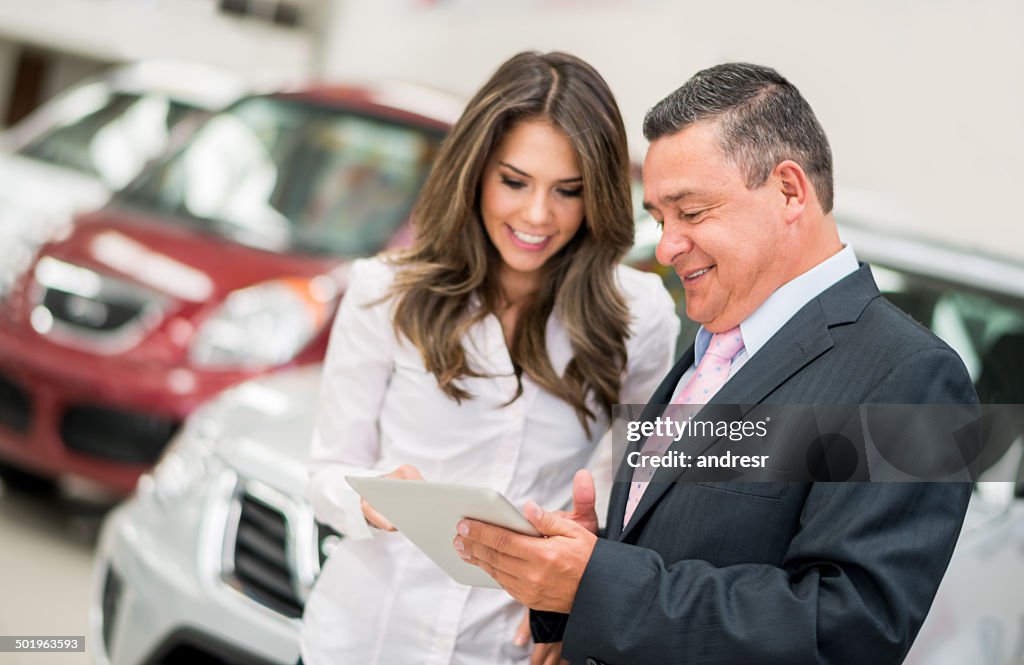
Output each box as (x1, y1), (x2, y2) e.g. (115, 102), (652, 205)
(345, 476), (541, 588)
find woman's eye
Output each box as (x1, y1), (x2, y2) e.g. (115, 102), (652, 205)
(556, 187), (583, 198)
(500, 176), (526, 190)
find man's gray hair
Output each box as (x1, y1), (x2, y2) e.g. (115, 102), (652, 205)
(643, 63), (834, 213)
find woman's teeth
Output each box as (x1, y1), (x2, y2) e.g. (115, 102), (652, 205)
(512, 229), (547, 245)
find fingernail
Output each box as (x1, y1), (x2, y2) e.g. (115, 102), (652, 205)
(525, 501), (542, 520)
(457, 521), (469, 536)
(459, 551), (471, 561)
(453, 538), (464, 552)
(514, 634), (528, 646)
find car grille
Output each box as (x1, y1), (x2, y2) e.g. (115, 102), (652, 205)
(0, 371), (32, 432)
(101, 565), (124, 659)
(30, 257), (168, 352)
(231, 494), (304, 618)
(61, 405), (180, 464)
(225, 487), (339, 620)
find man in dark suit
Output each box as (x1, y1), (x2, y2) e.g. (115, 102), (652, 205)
(455, 63), (977, 664)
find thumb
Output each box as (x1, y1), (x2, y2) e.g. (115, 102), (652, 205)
(571, 469), (596, 518)
(524, 500), (578, 537)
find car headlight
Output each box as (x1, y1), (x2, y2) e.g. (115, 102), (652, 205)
(188, 276), (337, 369)
(138, 409), (222, 507)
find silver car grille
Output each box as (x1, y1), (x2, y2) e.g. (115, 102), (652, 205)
(221, 480), (339, 619)
(29, 257), (168, 353)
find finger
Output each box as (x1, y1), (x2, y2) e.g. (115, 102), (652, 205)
(462, 549), (501, 581)
(531, 642), (561, 665)
(362, 498), (395, 531)
(388, 464), (423, 480)
(456, 535), (525, 576)
(455, 534), (542, 595)
(523, 501), (581, 538)
(514, 610), (531, 647)
(457, 520), (534, 561)
(461, 554), (532, 606)
(571, 470), (596, 518)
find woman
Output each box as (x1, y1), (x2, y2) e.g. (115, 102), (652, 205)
(301, 51), (678, 665)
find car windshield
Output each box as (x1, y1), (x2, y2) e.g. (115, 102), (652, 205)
(117, 96), (442, 257)
(18, 89), (201, 189)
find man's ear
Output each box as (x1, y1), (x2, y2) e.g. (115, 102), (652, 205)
(775, 160), (809, 224)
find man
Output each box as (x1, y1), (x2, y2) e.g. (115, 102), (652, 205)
(454, 63), (978, 664)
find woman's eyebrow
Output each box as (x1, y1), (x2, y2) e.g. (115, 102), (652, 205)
(499, 161), (582, 183)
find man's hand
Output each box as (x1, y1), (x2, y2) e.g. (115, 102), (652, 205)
(361, 464), (422, 531)
(453, 470), (599, 613)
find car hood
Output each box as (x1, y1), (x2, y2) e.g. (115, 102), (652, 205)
(0, 154), (108, 239)
(42, 206), (342, 303)
(209, 364), (323, 495)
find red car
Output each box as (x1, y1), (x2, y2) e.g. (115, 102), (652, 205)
(0, 83), (459, 493)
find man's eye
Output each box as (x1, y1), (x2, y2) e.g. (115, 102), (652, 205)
(681, 210), (704, 221)
(500, 176), (526, 190)
(556, 187), (583, 198)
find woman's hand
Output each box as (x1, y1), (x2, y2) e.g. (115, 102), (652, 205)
(515, 609), (567, 665)
(361, 464), (423, 530)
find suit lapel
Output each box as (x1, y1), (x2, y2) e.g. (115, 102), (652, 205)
(615, 264), (880, 541)
(606, 346), (694, 541)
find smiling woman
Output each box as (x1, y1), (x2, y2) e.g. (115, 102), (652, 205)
(302, 51), (679, 665)
(478, 119), (586, 339)
(384, 50), (641, 428)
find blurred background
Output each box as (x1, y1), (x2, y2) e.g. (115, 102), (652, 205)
(0, 1), (1021, 664)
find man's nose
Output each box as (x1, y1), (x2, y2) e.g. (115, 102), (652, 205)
(655, 225), (694, 266)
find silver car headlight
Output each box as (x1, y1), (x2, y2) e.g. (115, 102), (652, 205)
(188, 277), (336, 369)
(138, 410), (222, 507)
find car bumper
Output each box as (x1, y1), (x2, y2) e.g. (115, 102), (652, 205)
(89, 470), (300, 665)
(0, 321), (249, 492)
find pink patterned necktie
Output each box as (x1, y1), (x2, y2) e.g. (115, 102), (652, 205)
(622, 327), (745, 526)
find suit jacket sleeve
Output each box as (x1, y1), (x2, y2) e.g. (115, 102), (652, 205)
(558, 347), (977, 665)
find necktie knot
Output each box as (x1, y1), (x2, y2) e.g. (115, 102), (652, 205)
(704, 327), (744, 361)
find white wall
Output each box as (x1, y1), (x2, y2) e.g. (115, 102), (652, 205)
(0, 0), (313, 87)
(318, 0), (1024, 261)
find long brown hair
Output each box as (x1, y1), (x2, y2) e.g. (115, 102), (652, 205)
(388, 51), (634, 432)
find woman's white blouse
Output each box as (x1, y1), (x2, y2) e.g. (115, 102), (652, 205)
(302, 257), (679, 665)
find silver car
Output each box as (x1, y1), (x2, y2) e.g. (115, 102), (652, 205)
(91, 220), (1024, 665)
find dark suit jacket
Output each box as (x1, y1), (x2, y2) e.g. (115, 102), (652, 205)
(534, 264), (977, 665)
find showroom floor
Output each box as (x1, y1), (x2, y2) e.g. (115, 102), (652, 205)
(0, 480), (114, 665)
